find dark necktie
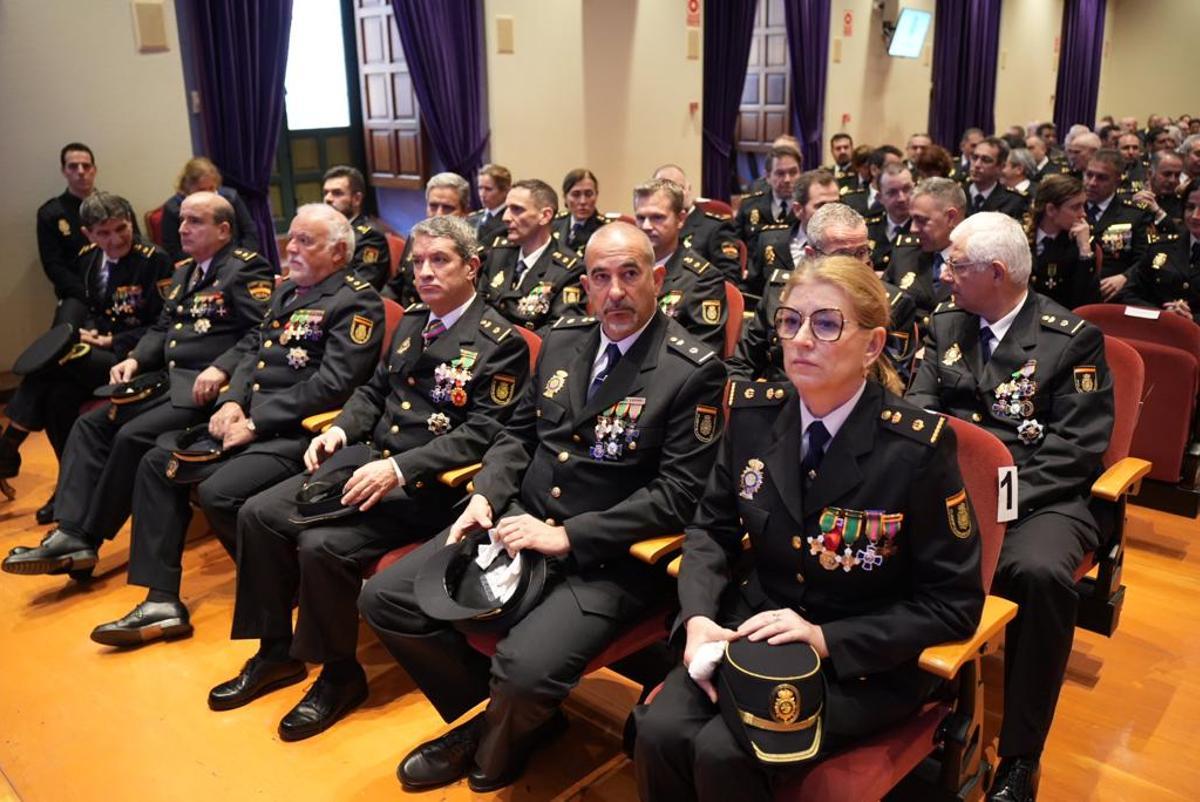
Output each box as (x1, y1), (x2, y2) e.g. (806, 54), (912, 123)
(570, 221), (584, 248)
(99, 260), (115, 296)
(587, 343), (622, 401)
(931, 252), (945, 290)
(1190, 242), (1200, 267)
(422, 318), (446, 344)
(1086, 203), (1100, 225)
(979, 325), (994, 364)
(973, 192), (987, 212)
(511, 258), (531, 290)
(187, 264), (206, 291)
(800, 421), (830, 485)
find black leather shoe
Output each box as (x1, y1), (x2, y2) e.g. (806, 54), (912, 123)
(208, 655), (307, 711)
(467, 709), (569, 793)
(397, 713), (486, 791)
(0, 438), (21, 479)
(35, 494), (56, 525)
(2, 528), (96, 575)
(90, 600), (193, 647)
(278, 664), (368, 742)
(988, 756), (1039, 802)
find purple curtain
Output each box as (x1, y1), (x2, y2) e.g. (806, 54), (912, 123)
(928, 0), (1002, 150)
(702, 0), (757, 201)
(1054, 0), (1107, 132)
(391, 0), (489, 190)
(783, 0), (831, 170)
(188, 0), (293, 268)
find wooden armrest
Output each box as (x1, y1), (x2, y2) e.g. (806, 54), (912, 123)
(1091, 457), (1152, 502)
(630, 535), (684, 565)
(918, 596), (1018, 680)
(439, 463), (482, 488)
(667, 554), (683, 578)
(302, 410), (341, 433)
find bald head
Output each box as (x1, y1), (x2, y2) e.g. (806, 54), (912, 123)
(179, 191), (235, 262)
(581, 222), (663, 341)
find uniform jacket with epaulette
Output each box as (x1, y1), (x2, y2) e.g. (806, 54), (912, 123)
(75, 239), (174, 357)
(347, 213), (392, 291)
(467, 206), (508, 251)
(470, 311), (727, 619)
(551, 211), (608, 255)
(735, 191), (796, 257)
(884, 234), (952, 332)
(1125, 231), (1200, 322)
(1028, 228), (1101, 310)
(906, 293), (1113, 525)
(332, 295), (531, 492)
(479, 237), (587, 330)
(130, 243), (275, 384)
(1091, 196), (1155, 279)
(680, 206), (742, 283)
(220, 271), (383, 458)
(36, 190), (88, 301)
(659, 247), (728, 352)
(967, 184), (1029, 221)
(866, 213), (910, 274)
(746, 221), (798, 297)
(679, 380), (983, 680)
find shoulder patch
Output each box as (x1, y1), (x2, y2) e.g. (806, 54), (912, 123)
(682, 255), (711, 275)
(879, 404), (945, 446)
(247, 280), (273, 302)
(1038, 311), (1086, 336)
(233, 248), (259, 262)
(727, 380), (789, 408)
(666, 332), (716, 365)
(344, 274), (371, 291)
(704, 210), (732, 221)
(551, 315), (598, 329)
(79, 242), (97, 256)
(404, 302), (430, 313)
(479, 315), (513, 343)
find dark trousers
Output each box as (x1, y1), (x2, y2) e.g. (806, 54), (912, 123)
(633, 595), (935, 802)
(992, 510), (1095, 758)
(6, 348), (117, 459)
(230, 473), (457, 664)
(54, 394), (207, 545)
(126, 446), (302, 595)
(359, 540), (663, 777)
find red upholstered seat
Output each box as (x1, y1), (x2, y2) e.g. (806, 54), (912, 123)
(696, 198), (734, 217)
(385, 232), (406, 280)
(723, 282), (745, 359)
(144, 206), (165, 247)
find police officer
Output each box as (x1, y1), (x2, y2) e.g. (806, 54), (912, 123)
(885, 177), (965, 333)
(1027, 175), (1101, 310)
(653, 164), (742, 284)
(634, 179), (727, 352)
(1116, 132), (1149, 194)
(634, 255), (983, 802)
(360, 223), (727, 793)
(0, 192), (171, 520)
(37, 143), (96, 324)
(322, 165), (391, 290)
(87, 203), (383, 646)
(384, 172), (472, 306)
(468, 163), (511, 246)
(1026, 135), (1070, 183)
(730, 203), (917, 383)
(867, 163), (915, 273)
(746, 170), (842, 298)
(966, 138), (1030, 221)
(209, 215), (530, 741)
(479, 178), (587, 331)
(906, 213), (1114, 802)
(1082, 150), (1156, 301)
(552, 168), (607, 255)
(1064, 131), (1101, 179)
(735, 145), (803, 253)
(1131, 150), (1186, 234)
(2, 192), (272, 578)
(1124, 184), (1200, 322)
(853, 146), (904, 217)
(829, 132), (855, 180)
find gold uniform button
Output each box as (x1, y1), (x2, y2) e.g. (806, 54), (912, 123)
(168, 340), (177, 348)
(407, 377), (416, 386)
(264, 340), (273, 348)
(557, 451), (569, 462)
(401, 401), (411, 410)
(168, 360), (176, 368)
(572, 434), (581, 443)
(257, 361), (266, 369)
(390, 425), (399, 433)
(272, 320), (281, 328)
(382, 449), (391, 458)
(628, 441), (637, 451)
(414, 480), (424, 489)
(174, 322), (183, 330)
(791, 536), (802, 550)
(176, 305), (184, 313)
(796, 573), (805, 583)
(550, 486), (562, 499)
(252, 383), (260, 391)
(971, 412), (983, 422)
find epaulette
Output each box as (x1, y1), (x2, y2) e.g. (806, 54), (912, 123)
(768, 268), (792, 285)
(344, 274), (372, 292)
(666, 332), (717, 365)
(1039, 310), (1086, 336)
(355, 224), (372, 235)
(879, 403), (945, 446)
(1122, 198), (1150, 211)
(404, 302), (429, 313)
(894, 234), (921, 248)
(1152, 231), (1180, 244)
(552, 249), (579, 269)
(888, 289), (905, 307)
(491, 235), (516, 249)
(727, 380), (789, 408)
(933, 299), (961, 314)
(554, 209), (569, 219)
(758, 222), (790, 232)
(133, 242), (155, 257)
(1014, 186), (1029, 197)
(864, 211), (885, 225)
(78, 242), (97, 256)
(479, 314), (513, 343)
(233, 248), (260, 262)
(839, 185), (865, 196)
(681, 254), (712, 275)
(744, 189), (766, 199)
(551, 315), (597, 329)
(174, 257), (194, 269)
(704, 209), (732, 221)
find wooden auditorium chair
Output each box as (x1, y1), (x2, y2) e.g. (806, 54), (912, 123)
(385, 232), (405, 281)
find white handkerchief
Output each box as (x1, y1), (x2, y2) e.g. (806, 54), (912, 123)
(476, 528), (523, 604)
(474, 528), (506, 568)
(687, 640), (727, 683)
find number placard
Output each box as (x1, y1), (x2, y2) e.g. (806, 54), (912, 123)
(997, 466), (1018, 523)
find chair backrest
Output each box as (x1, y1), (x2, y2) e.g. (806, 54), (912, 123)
(735, 239), (748, 282)
(944, 416), (1014, 593)
(514, 325), (542, 369)
(696, 198), (734, 217)
(1101, 335), (1145, 468)
(723, 281), (745, 359)
(144, 206), (164, 247)
(385, 232), (406, 279)
(381, 297), (404, 360)
(1075, 302), (1200, 357)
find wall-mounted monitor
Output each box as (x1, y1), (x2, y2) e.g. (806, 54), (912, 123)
(888, 7), (932, 59)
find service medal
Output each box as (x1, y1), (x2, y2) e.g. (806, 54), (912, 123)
(543, 369), (568, 398)
(426, 412), (452, 435)
(287, 347), (310, 369)
(194, 318), (211, 334)
(1017, 418), (1044, 445)
(942, 343), (962, 367)
(738, 458), (765, 500)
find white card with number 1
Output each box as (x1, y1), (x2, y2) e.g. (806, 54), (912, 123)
(997, 466), (1018, 523)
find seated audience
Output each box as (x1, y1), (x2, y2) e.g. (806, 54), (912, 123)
(321, 165), (391, 290)
(552, 168), (607, 254)
(1124, 183), (1200, 322)
(384, 172), (471, 306)
(160, 157), (259, 262)
(1027, 175), (1101, 309)
(653, 163), (741, 283)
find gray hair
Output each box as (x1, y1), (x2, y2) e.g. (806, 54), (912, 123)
(1007, 148), (1037, 179)
(426, 172), (471, 211)
(1063, 124), (1092, 147)
(1164, 124), (1184, 144)
(949, 211), (1031, 286)
(1151, 149), (1184, 172)
(807, 202), (866, 248)
(912, 177), (967, 215)
(80, 191), (134, 227)
(296, 202), (355, 257)
(409, 214), (479, 261)
(1178, 133), (1200, 156)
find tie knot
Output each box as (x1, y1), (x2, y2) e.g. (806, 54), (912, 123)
(603, 342), (622, 366)
(807, 421), (830, 455)
(422, 318), (447, 343)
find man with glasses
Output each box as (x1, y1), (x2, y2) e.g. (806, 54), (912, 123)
(906, 212), (1113, 802)
(730, 203), (915, 381)
(967, 138), (1029, 221)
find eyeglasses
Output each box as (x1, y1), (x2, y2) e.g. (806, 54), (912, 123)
(773, 306), (852, 342)
(812, 244), (873, 261)
(943, 258), (985, 275)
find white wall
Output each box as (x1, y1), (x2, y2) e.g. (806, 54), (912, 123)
(1097, 0), (1200, 124)
(993, 0), (1063, 133)
(0, 0), (193, 369)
